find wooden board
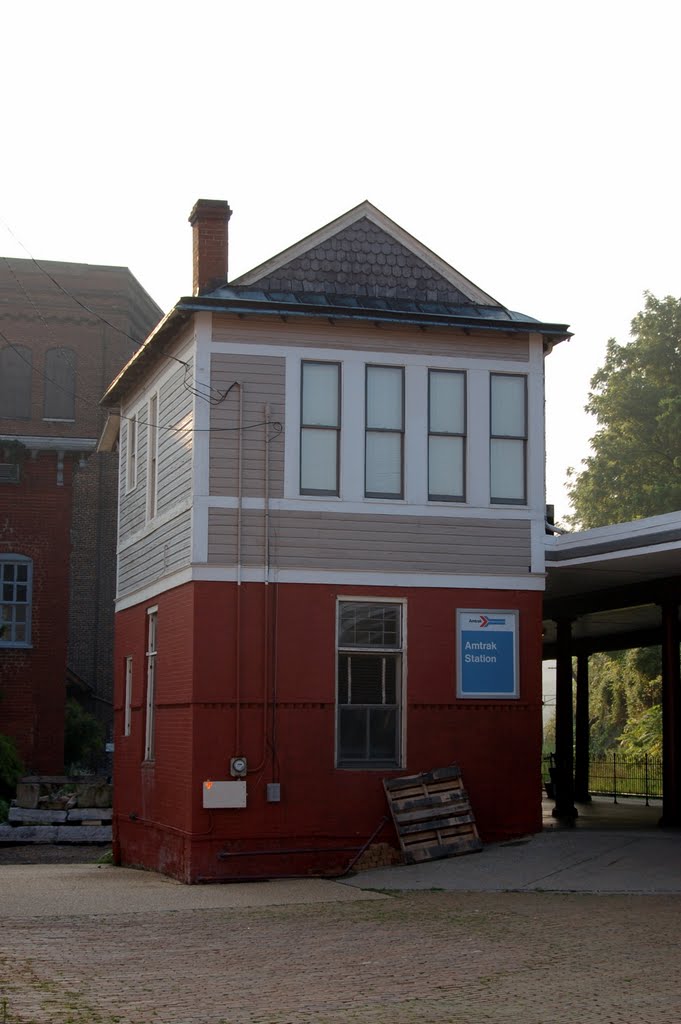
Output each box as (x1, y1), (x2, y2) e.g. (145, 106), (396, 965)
(384, 764), (482, 864)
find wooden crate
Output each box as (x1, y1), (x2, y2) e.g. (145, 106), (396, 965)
(384, 764), (482, 864)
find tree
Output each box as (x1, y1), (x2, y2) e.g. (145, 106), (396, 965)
(567, 293), (681, 529)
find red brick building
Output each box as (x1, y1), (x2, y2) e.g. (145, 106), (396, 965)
(0, 259), (161, 772)
(101, 200), (571, 881)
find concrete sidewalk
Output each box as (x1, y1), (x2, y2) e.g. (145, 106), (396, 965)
(343, 827), (681, 894)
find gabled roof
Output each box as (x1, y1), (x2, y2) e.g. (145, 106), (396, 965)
(101, 200), (572, 409)
(230, 200), (502, 307)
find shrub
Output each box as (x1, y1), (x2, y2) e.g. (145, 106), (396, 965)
(0, 733), (24, 802)
(64, 698), (105, 772)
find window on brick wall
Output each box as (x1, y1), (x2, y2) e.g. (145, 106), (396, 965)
(124, 656), (133, 738)
(143, 608), (157, 762)
(336, 600), (404, 768)
(0, 554), (32, 648)
(0, 346), (32, 419)
(43, 348), (75, 420)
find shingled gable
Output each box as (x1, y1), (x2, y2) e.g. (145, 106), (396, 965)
(231, 201), (503, 308)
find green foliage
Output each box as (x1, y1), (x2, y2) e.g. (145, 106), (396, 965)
(0, 733), (23, 802)
(618, 704), (663, 758)
(567, 293), (681, 529)
(64, 698), (105, 772)
(587, 649), (661, 756)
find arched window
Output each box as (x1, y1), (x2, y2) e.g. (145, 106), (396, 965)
(0, 554), (32, 647)
(0, 345), (32, 419)
(44, 347), (75, 420)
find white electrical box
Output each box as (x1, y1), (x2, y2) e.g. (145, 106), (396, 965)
(202, 780), (247, 809)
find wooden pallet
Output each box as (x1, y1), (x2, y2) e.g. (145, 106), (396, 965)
(384, 764), (482, 864)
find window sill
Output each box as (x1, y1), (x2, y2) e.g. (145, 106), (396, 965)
(336, 763), (402, 772)
(0, 642), (33, 650)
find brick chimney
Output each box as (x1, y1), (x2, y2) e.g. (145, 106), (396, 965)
(189, 199), (233, 296)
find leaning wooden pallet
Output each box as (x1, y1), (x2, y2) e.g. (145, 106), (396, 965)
(384, 764), (482, 864)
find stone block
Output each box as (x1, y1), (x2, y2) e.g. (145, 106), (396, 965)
(8, 807), (67, 825)
(67, 808), (113, 822)
(0, 825), (58, 843)
(15, 783), (40, 809)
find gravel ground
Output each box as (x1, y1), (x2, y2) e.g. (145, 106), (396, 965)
(0, 843), (107, 865)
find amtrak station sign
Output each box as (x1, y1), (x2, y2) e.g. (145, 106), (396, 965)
(456, 610), (519, 698)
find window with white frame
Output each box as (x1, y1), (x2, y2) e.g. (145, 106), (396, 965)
(126, 413), (138, 492)
(147, 393), (158, 518)
(0, 555), (32, 647)
(490, 373), (527, 504)
(428, 369), (466, 501)
(300, 361), (340, 495)
(144, 609), (157, 761)
(365, 365), (404, 498)
(337, 601), (403, 768)
(124, 656), (133, 738)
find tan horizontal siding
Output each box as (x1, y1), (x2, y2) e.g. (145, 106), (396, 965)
(207, 508), (531, 575)
(118, 510), (191, 596)
(209, 353), (286, 498)
(212, 315), (529, 362)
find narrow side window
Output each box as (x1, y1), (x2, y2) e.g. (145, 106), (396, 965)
(144, 609), (157, 762)
(124, 656), (133, 738)
(0, 555), (32, 647)
(126, 414), (138, 492)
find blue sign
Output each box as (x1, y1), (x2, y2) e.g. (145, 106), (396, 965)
(457, 610), (518, 698)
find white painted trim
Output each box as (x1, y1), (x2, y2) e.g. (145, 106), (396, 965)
(206, 494), (534, 520)
(114, 564), (545, 612)
(466, 369), (489, 507)
(192, 313), (212, 564)
(210, 340), (531, 373)
(0, 434), (98, 452)
(232, 200), (500, 306)
(547, 537), (681, 569)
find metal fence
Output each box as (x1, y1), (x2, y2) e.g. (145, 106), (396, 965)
(542, 753), (663, 804)
(589, 754), (662, 803)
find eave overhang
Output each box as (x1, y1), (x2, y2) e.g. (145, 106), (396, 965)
(101, 293), (571, 408)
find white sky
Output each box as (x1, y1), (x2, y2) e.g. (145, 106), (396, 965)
(2, 0), (680, 521)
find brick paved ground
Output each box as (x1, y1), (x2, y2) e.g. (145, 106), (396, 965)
(2, 891), (680, 1024)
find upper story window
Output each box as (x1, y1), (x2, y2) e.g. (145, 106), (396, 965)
(0, 554), (32, 647)
(490, 373), (527, 504)
(428, 369), (466, 502)
(43, 348), (76, 420)
(0, 346), (32, 419)
(147, 394), (159, 518)
(126, 413), (138, 492)
(300, 361), (341, 495)
(365, 365), (404, 499)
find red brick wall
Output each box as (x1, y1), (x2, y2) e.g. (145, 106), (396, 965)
(0, 452), (74, 771)
(113, 580), (543, 881)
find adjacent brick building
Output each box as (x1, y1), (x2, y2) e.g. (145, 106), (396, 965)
(0, 258), (161, 772)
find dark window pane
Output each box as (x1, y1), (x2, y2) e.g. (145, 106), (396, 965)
(16, 585), (27, 602)
(17, 565), (28, 582)
(0, 345), (32, 419)
(3, 565), (15, 582)
(3, 584), (13, 601)
(338, 708), (367, 760)
(384, 657), (397, 704)
(348, 655), (383, 704)
(44, 348), (76, 419)
(369, 709), (397, 761)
